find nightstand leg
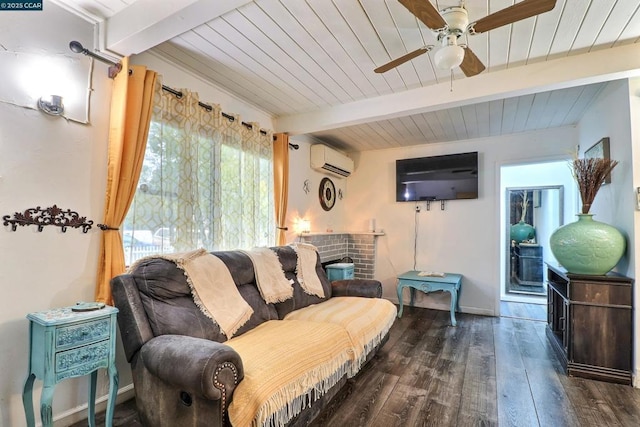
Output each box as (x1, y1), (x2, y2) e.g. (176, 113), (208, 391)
(22, 373), (36, 427)
(397, 284), (404, 318)
(40, 384), (55, 427)
(88, 371), (97, 427)
(449, 289), (458, 327)
(106, 363), (119, 427)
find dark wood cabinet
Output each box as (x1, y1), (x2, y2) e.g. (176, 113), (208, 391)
(546, 264), (633, 385)
(516, 244), (543, 283)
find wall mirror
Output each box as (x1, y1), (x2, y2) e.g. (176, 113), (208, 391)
(505, 185), (564, 297)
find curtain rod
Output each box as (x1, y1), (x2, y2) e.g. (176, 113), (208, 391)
(161, 85), (298, 149)
(68, 40), (298, 149)
(161, 85), (269, 135)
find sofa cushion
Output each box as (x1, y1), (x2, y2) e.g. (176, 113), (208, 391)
(225, 320), (353, 427)
(284, 297), (397, 374)
(130, 256), (278, 342)
(270, 246), (332, 319)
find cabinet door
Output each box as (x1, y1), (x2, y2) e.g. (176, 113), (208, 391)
(562, 300), (570, 355)
(547, 289), (554, 325)
(570, 304), (632, 370)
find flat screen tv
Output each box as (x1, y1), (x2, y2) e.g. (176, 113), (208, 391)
(396, 152), (478, 202)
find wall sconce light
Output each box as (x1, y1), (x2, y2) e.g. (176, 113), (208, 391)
(299, 219), (311, 234)
(37, 95), (64, 116)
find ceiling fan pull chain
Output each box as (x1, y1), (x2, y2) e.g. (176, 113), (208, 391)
(450, 69), (454, 92)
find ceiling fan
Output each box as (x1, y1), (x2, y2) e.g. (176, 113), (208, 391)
(375, 0), (557, 77)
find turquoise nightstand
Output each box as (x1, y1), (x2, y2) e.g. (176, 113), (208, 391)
(397, 271), (462, 326)
(22, 304), (119, 427)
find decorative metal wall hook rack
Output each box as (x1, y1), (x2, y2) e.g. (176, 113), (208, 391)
(3, 205), (94, 233)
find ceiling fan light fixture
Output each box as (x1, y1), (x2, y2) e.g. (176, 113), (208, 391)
(435, 44), (465, 70)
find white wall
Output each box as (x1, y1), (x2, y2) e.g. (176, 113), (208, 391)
(284, 134), (350, 241)
(578, 80), (635, 273)
(630, 77), (640, 389)
(0, 4), (114, 426)
(343, 127), (578, 316)
(576, 78), (640, 386)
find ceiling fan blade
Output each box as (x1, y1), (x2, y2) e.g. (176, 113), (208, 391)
(459, 47), (486, 77)
(374, 46), (431, 73)
(399, 0), (447, 30)
(471, 0), (557, 34)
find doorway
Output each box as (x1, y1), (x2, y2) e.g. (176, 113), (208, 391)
(505, 186), (563, 297)
(499, 160), (577, 305)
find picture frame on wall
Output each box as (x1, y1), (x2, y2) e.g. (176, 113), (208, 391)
(585, 137), (611, 184)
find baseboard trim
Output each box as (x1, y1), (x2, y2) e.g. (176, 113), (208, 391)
(52, 384), (135, 427)
(388, 297), (495, 317)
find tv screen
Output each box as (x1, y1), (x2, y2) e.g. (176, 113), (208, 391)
(396, 152), (478, 202)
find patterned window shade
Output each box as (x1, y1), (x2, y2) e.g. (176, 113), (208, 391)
(123, 81), (274, 264)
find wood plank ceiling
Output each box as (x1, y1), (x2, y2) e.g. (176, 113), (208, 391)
(56, 0), (640, 153)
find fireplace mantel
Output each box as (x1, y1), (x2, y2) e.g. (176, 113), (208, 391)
(296, 232), (383, 279)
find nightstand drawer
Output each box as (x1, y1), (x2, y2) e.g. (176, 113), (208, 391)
(56, 317), (111, 349)
(55, 340), (110, 381)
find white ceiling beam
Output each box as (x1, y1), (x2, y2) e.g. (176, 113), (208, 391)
(275, 43), (640, 135)
(103, 0), (253, 56)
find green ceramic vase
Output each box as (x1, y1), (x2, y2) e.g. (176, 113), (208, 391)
(510, 220), (536, 244)
(549, 214), (625, 275)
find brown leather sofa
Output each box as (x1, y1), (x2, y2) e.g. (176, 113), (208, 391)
(111, 246), (395, 426)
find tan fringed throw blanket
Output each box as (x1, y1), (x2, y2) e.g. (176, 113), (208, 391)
(129, 249), (253, 338)
(289, 243), (325, 298)
(241, 248), (293, 303)
(285, 297), (397, 375)
(226, 320), (353, 427)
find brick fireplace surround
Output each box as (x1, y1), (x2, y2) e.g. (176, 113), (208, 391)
(297, 232), (383, 279)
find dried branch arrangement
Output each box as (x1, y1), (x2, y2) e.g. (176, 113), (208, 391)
(519, 190), (530, 222)
(572, 158), (619, 214)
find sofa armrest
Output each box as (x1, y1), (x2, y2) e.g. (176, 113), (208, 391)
(140, 335), (244, 401)
(331, 279), (382, 298)
(111, 274), (154, 362)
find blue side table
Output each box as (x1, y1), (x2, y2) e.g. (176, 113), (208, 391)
(397, 271), (463, 326)
(22, 304), (119, 427)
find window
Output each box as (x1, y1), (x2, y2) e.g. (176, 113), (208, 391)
(123, 84), (274, 265)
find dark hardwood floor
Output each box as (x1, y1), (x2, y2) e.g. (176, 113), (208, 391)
(73, 306), (640, 426)
(500, 301), (546, 322)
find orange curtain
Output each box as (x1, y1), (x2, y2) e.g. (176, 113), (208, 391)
(95, 57), (157, 304)
(273, 133), (290, 245)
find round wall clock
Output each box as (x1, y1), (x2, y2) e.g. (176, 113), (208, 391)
(319, 177), (336, 211)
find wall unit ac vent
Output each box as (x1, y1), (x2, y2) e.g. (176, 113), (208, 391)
(310, 144), (354, 178)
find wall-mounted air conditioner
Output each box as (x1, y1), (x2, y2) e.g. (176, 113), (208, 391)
(310, 144), (354, 178)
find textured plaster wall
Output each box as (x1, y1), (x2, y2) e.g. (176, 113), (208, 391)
(0, 4), (114, 426)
